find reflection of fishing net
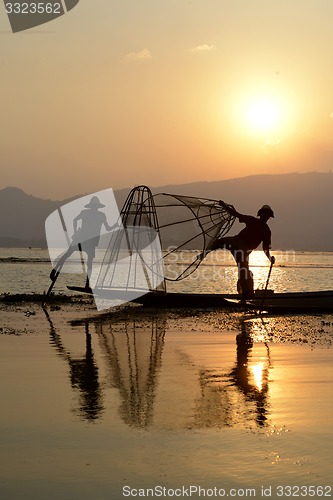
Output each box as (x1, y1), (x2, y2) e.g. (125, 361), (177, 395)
(153, 193), (236, 280)
(95, 317), (166, 428)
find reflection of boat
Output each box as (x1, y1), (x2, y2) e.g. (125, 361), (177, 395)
(132, 289), (333, 313)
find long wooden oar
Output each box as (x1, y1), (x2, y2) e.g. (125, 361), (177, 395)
(44, 269), (61, 304)
(259, 258), (275, 313)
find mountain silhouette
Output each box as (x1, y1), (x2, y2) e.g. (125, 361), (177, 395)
(0, 172), (332, 250)
(0, 187), (71, 248)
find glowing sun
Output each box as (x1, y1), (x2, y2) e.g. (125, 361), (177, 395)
(245, 97), (283, 134)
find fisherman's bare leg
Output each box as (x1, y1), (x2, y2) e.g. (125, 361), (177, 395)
(85, 253), (94, 290)
(197, 236), (235, 261)
(196, 235), (254, 299)
(234, 251), (254, 300)
(50, 246), (76, 280)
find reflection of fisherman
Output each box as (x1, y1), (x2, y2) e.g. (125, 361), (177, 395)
(45, 310), (104, 422)
(230, 328), (254, 397)
(194, 323), (269, 429)
(68, 327), (104, 421)
(202, 203), (275, 300)
(50, 196), (116, 288)
(230, 326), (269, 427)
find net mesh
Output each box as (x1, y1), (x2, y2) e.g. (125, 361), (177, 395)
(93, 186), (236, 290)
(153, 192), (236, 280)
(93, 186), (166, 296)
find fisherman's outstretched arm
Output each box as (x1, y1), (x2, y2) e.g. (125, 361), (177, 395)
(218, 200), (243, 218)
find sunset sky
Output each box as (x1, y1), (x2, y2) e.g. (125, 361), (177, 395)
(1, 0), (333, 199)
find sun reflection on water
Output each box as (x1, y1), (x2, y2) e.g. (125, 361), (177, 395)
(250, 362), (265, 392)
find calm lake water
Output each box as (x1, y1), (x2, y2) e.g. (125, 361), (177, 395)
(1, 247), (333, 295)
(0, 248), (333, 499)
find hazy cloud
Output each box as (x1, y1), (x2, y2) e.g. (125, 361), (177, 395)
(125, 49), (152, 60)
(189, 44), (216, 53)
(330, 112), (333, 119)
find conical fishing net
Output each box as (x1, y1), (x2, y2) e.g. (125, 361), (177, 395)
(93, 186), (166, 302)
(152, 192), (236, 280)
(93, 186), (236, 295)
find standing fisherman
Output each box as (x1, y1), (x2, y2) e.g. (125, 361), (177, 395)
(50, 196), (116, 289)
(201, 203), (275, 300)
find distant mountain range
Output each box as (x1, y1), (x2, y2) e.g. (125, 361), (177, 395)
(0, 172), (332, 251)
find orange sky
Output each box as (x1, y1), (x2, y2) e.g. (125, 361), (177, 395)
(1, 0), (333, 199)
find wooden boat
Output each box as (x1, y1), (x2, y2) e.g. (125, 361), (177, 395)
(132, 290), (235, 308)
(232, 289), (333, 313)
(67, 286), (333, 313)
(133, 289), (333, 313)
(67, 286), (234, 307)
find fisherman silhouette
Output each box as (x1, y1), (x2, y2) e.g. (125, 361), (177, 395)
(50, 196), (116, 289)
(201, 203), (275, 300)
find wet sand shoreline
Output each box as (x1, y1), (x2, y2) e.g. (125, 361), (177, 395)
(1, 293), (332, 346)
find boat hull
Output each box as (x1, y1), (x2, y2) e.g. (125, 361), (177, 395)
(133, 291), (236, 308)
(67, 286), (236, 308)
(67, 286), (333, 313)
(245, 290), (333, 313)
(135, 290), (333, 313)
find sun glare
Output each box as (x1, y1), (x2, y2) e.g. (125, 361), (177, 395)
(251, 362), (265, 392)
(245, 97), (281, 134)
(232, 91), (290, 138)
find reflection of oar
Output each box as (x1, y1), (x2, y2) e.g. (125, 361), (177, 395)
(259, 258), (275, 313)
